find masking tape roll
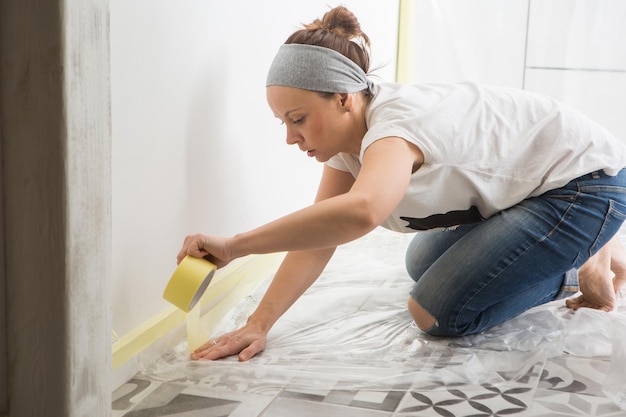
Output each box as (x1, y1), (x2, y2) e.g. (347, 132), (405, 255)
(163, 255), (217, 312)
(112, 253), (286, 369)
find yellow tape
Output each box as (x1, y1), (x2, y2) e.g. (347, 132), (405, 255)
(112, 305), (186, 369)
(112, 253), (285, 370)
(396, 0), (417, 84)
(186, 252), (285, 352)
(163, 255), (216, 312)
(186, 306), (205, 353)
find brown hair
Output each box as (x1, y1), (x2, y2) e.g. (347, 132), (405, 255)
(285, 6), (371, 75)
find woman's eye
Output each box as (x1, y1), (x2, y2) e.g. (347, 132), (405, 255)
(278, 117), (304, 125)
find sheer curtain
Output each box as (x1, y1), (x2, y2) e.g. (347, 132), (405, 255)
(397, 0), (626, 142)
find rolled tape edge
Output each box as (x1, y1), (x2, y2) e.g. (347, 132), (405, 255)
(163, 256), (217, 312)
(187, 268), (215, 310)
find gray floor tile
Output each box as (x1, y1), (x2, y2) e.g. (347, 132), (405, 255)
(260, 397), (393, 417)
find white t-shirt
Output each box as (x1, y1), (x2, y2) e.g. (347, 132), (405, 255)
(326, 82), (626, 233)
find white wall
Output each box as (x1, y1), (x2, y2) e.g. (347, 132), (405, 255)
(405, 0), (626, 142)
(110, 1), (399, 337)
(524, 0), (626, 141)
(409, 0), (529, 87)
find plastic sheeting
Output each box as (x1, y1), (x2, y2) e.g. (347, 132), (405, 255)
(138, 227), (626, 410)
(133, 2), (626, 411)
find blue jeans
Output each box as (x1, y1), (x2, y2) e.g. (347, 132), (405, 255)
(405, 169), (626, 336)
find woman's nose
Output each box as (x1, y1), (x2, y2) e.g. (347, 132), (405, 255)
(285, 126), (301, 145)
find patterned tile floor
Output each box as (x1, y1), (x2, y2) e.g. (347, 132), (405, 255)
(113, 228), (626, 417)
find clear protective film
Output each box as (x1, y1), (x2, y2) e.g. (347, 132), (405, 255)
(138, 227), (626, 410)
(135, 2), (626, 410)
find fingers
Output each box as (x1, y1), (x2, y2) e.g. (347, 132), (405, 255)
(238, 339), (265, 362)
(176, 235), (194, 265)
(191, 338), (225, 361)
(176, 234), (209, 264)
(190, 332), (266, 362)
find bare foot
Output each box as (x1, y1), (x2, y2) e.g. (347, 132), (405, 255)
(566, 236), (625, 312)
(610, 237), (626, 294)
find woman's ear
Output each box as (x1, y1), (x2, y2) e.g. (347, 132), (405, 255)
(339, 93), (352, 112)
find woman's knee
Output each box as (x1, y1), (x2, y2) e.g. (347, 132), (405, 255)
(407, 297), (437, 331)
(408, 289), (482, 337)
(408, 297), (464, 336)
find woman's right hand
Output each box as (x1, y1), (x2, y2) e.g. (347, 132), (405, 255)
(190, 322), (268, 362)
(176, 233), (233, 267)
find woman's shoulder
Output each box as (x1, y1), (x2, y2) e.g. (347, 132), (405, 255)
(369, 81), (480, 110)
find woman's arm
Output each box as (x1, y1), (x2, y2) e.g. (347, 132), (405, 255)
(178, 136), (423, 265)
(192, 247), (337, 361)
(191, 165), (353, 361)
(185, 137), (422, 360)
(230, 137), (420, 255)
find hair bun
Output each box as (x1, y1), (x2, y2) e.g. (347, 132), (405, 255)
(304, 6), (367, 43)
(285, 6), (371, 75)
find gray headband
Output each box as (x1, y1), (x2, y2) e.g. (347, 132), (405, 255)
(266, 44), (374, 94)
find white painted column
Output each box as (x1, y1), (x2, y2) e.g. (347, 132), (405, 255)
(0, 0), (111, 416)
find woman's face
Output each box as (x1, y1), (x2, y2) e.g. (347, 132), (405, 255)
(266, 86), (355, 162)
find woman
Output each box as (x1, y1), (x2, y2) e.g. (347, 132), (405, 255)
(178, 6), (626, 361)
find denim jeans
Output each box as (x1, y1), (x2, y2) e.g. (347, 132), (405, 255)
(405, 169), (626, 336)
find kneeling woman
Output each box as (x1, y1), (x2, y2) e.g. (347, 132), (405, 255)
(178, 6), (626, 361)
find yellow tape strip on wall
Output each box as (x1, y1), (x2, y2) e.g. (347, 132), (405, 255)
(396, 0), (417, 84)
(187, 252), (284, 352)
(112, 252), (284, 369)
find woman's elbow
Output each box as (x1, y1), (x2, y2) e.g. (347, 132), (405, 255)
(350, 195), (388, 231)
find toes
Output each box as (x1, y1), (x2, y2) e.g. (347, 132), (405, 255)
(565, 295), (583, 309)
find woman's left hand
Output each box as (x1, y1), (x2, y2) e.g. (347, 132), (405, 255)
(190, 322), (268, 362)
